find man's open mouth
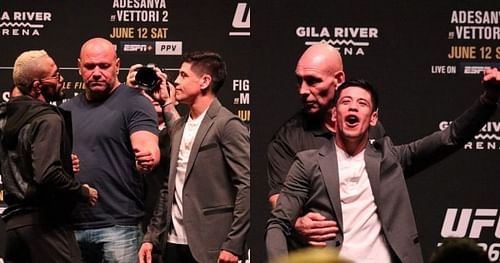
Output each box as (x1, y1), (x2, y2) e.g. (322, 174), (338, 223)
(345, 115), (359, 126)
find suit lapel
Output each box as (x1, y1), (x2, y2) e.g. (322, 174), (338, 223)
(184, 99), (220, 180)
(162, 116), (186, 222)
(168, 116), (186, 202)
(319, 142), (344, 229)
(365, 142), (382, 203)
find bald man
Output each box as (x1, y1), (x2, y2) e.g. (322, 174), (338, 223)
(266, 44), (384, 248)
(268, 44), (344, 205)
(60, 37), (160, 263)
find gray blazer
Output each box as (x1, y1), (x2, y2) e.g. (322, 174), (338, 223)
(266, 98), (497, 263)
(144, 99), (250, 263)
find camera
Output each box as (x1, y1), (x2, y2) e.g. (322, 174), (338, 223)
(135, 63), (160, 92)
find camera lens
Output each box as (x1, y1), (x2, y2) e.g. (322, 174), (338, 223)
(135, 64), (159, 91)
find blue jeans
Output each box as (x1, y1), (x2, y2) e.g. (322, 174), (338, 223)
(75, 225), (143, 263)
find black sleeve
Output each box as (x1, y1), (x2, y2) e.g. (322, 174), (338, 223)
(267, 132), (297, 197)
(31, 115), (89, 202)
(394, 98), (497, 176)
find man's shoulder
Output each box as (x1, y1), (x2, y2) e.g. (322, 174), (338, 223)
(60, 94), (83, 109)
(296, 148), (321, 159)
(277, 110), (326, 133)
(215, 104), (237, 117)
(33, 104), (62, 120)
(288, 148), (324, 174)
(299, 139), (336, 161)
(35, 111), (62, 124)
(99, 86), (156, 122)
(271, 110), (330, 144)
(111, 84), (148, 104)
(117, 83), (142, 97)
(369, 121), (386, 139)
(171, 117), (185, 133)
(280, 110), (309, 128)
(208, 100), (241, 123)
(214, 106), (249, 134)
(271, 111), (307, 138)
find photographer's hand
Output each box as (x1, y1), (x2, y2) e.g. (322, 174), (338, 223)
(126, 64), (143, 87)
(151, 67), (170, 105)
(153, 71), (180, 130)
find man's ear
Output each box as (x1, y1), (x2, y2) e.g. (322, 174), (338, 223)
(31, 80), (42, 96)
(199, 74), (212, 91)
(331, 107), (337, 123)
(334, 71), (345, 87)
(370, 110), (378, 126)
(115, 57), (121, 75)
(77, 58), (82, 76)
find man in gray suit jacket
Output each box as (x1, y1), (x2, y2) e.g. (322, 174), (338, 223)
(139, 51), (250, 263)
(266, 70), (500, 263)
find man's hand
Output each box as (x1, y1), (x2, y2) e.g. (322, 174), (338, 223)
(82, 184), (98, 206)
(71, 153), (80, 173)
(217, 250), (239, 263)
(268, 193), (279, 208)
(294, 212), (338, 247)
(138, 242), (153, 263)
(149, 70), (172, 105)
(483, 67), (500, 102)
(134, 148), (155, 174)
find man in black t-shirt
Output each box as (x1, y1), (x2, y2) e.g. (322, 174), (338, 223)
(267, 44), (385, 249)
(61, 38), (160, 263)
(267, 43), (345, 248)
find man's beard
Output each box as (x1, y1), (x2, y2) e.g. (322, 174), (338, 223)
(42, 87), (65, 102)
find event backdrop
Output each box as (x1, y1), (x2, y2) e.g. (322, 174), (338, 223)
(1, 0), (500, 262)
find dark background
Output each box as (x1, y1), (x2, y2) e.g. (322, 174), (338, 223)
(1, 1), (500, 262)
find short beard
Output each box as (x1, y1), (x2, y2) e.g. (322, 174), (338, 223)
(41, 88), (65, 102)
(84, 85), (114, 102)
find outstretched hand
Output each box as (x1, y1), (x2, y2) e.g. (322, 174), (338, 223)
(482, 67), (500, 102)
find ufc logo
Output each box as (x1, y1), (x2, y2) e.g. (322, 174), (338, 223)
(229, 3), (250, 36)
(441, 208), (500, 238)
(232, 3), (250, 29)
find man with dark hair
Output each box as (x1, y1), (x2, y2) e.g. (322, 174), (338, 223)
(139, 51), (250, 263)
(266, 69), (500, 263)
(430, 238), (489, 263)
(0, 50), (98, 263)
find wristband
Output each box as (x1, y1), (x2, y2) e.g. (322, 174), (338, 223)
(160, 100), (172, 109)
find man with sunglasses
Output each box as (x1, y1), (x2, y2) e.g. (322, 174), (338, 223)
(0, 49), (98, 263)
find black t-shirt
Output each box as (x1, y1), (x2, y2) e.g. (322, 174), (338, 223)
(61, 85), (158, 228)
(267, 111), (332, 196)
